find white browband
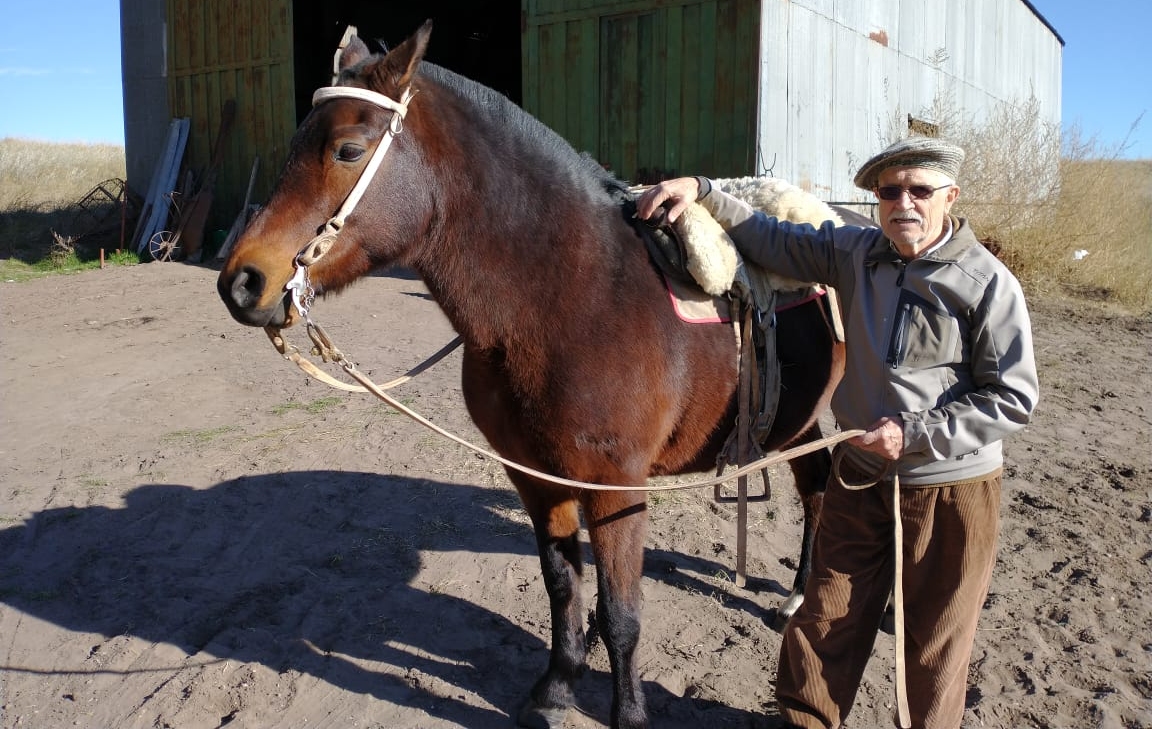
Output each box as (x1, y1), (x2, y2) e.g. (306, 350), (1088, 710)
(312, 86), (413, 128)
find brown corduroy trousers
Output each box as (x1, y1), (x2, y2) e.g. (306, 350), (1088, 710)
(776, 464), (1002, 729)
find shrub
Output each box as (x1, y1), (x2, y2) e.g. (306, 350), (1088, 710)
(902, 97), (1151, 313)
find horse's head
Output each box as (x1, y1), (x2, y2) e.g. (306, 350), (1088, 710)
(217, 22), (432, 328)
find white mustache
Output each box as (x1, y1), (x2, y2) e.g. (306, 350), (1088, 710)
(888, 213), (924, 225)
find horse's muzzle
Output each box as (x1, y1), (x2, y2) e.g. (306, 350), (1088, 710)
(218, 265), (290, 328)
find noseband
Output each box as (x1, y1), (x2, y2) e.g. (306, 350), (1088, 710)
(286, 84), (414, 323)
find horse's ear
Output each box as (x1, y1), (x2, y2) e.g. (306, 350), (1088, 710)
(339, 35), (372, 72)
(369, 20), (432, 91)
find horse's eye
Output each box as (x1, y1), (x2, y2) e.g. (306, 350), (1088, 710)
(335, 143), (365, 162)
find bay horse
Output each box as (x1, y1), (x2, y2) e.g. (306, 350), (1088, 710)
(218, 22), (843, 729)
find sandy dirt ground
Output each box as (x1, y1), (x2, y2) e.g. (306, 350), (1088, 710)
(1, 261), (1149, 729)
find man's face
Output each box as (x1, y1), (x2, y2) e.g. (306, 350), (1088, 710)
(875, 167), (960, 259)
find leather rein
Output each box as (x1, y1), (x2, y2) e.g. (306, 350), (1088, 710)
(261, 82), (867, 494)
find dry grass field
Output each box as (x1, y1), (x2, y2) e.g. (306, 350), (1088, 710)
(0, 137), (133, 279)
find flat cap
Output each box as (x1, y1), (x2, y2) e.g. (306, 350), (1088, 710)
(853, 137), (965, 190)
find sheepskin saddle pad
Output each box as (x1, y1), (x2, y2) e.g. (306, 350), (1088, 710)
(635, 176), (843, 323)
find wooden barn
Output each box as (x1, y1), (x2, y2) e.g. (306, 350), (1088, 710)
(120, 0), (1062, 246)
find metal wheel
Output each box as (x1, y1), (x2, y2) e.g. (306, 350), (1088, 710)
(148, 230), (181, 261)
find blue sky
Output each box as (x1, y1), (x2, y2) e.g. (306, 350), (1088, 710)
(0, 0), (1148, 158)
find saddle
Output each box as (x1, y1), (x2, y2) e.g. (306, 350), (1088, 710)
(627, 179), (846, 468)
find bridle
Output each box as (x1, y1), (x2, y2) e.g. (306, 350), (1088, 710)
(263, 81), (443, 395)
(285, 84), (415, 324)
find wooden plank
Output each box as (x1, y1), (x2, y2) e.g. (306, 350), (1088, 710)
(135, 118), (189, 253)
(598, 16), (623, 175)
(617, 15), (640, 178)
(249, 62), (271, 202)
(563, 19), (587, 153)
(204, 0), (221, 71)
(178, 99), (235, 259)
(169, 0), (191, 74)
(579, 17), (600, 159)
(694, 0), (717, 175)
(131, 118), (181, 252)
(538, 21), (565, 140)
(252, 0), (276, 198)
(216, 156), (259, 260)
(717, 0), (757, 175)
(678, 2), (700, 175)
(250, 0), (270, 62)
(662, 4), (683, 176)
(714, 0), (738, 173)
(739, 0), (760, 173)
(634, 11), (664, 181)
(187, 0), (205, 80)
(268, 0), (295, 193)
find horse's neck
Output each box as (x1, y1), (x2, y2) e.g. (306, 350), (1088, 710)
(418, 207), (621, 353)
(411, 98), (626, 351)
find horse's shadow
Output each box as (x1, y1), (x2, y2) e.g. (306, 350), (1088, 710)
(0, 471), (776, 727)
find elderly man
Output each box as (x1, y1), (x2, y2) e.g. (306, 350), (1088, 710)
(636, 138), (1040, 729)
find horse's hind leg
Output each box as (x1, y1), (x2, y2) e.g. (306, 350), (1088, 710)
(779, 423), (831, 624)
(512, 477), (589, 729)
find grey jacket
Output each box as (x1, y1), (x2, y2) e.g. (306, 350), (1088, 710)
(701, 186), (1040, 485)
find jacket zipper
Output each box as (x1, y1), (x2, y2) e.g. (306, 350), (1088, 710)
(887, 261), (910, 369)
(888, 302), (911, 368)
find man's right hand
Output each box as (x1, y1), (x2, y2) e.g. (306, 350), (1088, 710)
(634, 177), (702, 224)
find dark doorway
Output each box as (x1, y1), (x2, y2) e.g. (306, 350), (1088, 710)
(292, 1), (522, 124)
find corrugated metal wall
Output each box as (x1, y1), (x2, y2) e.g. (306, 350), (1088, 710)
(166, 0), (296, 228)
(523, 0), (760, 182)
(757, 0), (1063, 203)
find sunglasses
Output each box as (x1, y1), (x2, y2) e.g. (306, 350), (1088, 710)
(875, 183), (952, 201)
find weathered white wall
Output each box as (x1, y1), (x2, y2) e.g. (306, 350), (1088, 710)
(756, 0), (1063, 204)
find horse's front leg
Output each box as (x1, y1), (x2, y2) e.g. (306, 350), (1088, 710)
(583, 490), (649, 729)
(513, 476), (588, 729)
(778, 424), (831, 624)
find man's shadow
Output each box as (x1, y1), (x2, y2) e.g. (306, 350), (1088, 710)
(0, 470), (777, 727)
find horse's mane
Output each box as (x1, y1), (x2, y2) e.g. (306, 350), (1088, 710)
(417, 62), (632, 204)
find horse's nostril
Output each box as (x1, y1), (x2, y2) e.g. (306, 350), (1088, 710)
(230, 265), (266, 309)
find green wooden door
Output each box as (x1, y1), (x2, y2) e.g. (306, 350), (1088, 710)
(524, 0), (759, 182)
(167, 0), (296, 225)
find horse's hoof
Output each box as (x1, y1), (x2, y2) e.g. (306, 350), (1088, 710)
(516, 700), (569, 729)
(773, 593), (805, 629)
